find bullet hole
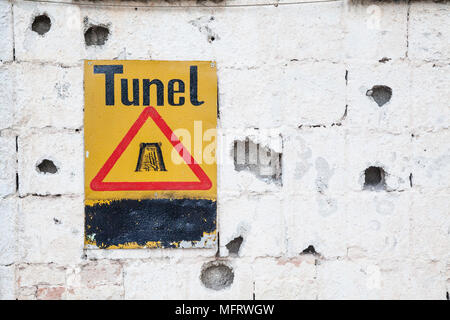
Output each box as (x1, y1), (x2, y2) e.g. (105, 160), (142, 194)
(32, 14), (51, 35)
(53, 218), (62, 225)
(36, 159), (58, 174)
(200, 262), (234, 290)
(233, 139), (282, 185)
(363, 166), (386, 190)
(84, 25), (109, 46)
(301, 245), (317, 255)
(225, 236), (243, 256)
(366, 85), (392, 107)
(208, 35), (216, 43)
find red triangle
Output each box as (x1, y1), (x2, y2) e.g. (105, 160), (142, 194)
(90, 107), (212, 191)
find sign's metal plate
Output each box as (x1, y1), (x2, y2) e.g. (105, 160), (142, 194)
(84, 60), (217, 249)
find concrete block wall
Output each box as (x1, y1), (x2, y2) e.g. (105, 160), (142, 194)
(0, 0), (449, 300)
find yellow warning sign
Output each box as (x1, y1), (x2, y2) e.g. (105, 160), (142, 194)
(84, 60), (217, 249)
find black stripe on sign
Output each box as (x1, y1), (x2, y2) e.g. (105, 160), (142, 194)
(85, 198), (216, 248)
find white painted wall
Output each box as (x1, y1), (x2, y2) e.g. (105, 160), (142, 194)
(0, 0), (449, 299)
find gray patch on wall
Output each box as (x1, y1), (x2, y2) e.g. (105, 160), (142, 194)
(233, 139), (282, 185)
(316, 194), (338, 217)
(315, 157), (334, 193)
(200, 261), (234, 290)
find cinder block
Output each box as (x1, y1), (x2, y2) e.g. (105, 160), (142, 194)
(318, 257), (446, 300)
(219, 195), (285, 258)
(18, 131), (83, 196)
(218, 66), (283, 129)
(123, 259), (190, 300)
(13, 1), (83, 64)
(0, 198), (17, 265)
(409, 193), (450, 261)
(376, 259), (446, 299)
(219, 61), (346, 129)
(411, 63), (450, 131)
(0, 135), (16, 198)
(0, 1), (13, 62)
(124, 258), (253, 300)
(409, 2), (450, 62)
(0, 64), (14, 130)
(214, 3), (344, 67)
(280, 62), (347, 127)
(0, 265), (15, 300)
(346, 61), (412, 133)
(316, 259), (380, 299)
(345, 192), (411, 261)
(343, 2), (408, 61)
(14, 63), (83, 129)
(78, 260), (122, 288)
(285, 193), (348, 258)
(17, 263), (66, 287)
(412, 131), (450, 192)
(79, 7), (213, 61)
(17, 196), (84, 265)
(63, 260), (124, 299)
(346, 131), (412, 192)
(253, 257), (317, 299)
(283, 127), (347, 195)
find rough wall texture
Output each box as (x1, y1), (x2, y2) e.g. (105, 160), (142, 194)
(0, 0), (449, 300)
